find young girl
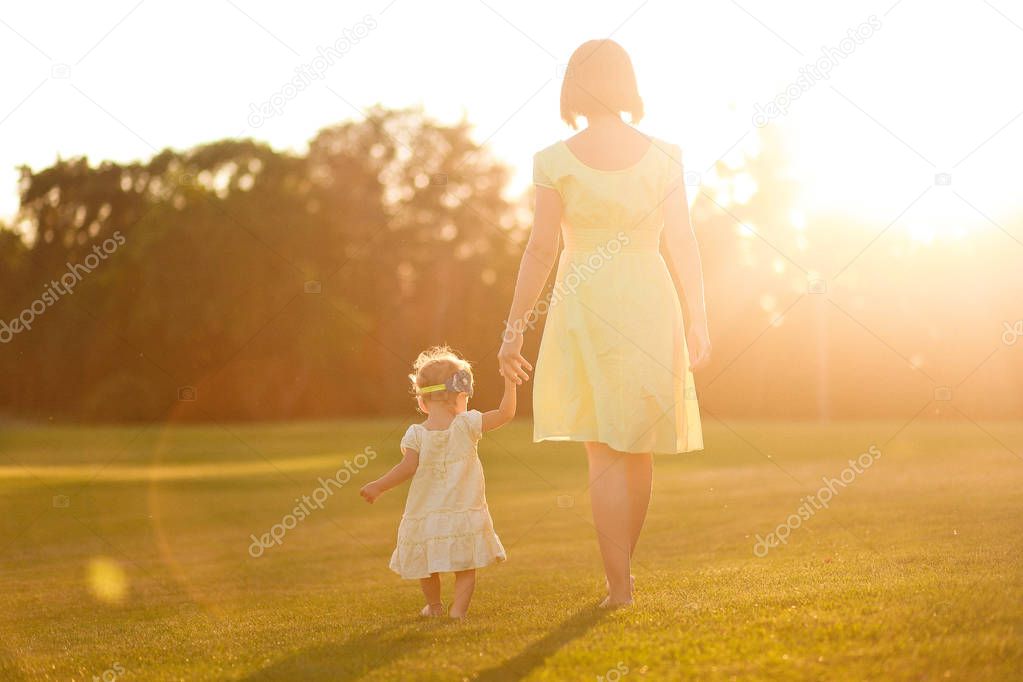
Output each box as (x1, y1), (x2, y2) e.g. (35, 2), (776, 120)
(359, 346), (515, 618)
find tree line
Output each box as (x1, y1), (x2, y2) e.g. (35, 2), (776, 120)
(3, 108), (1017, 421)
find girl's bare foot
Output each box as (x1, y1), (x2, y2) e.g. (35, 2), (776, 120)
(449, 569), (476, 619)
(420, 602), (444, 617)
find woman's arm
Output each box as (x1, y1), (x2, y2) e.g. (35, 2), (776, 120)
(481, 375), (518, 432)
(359, 449), (419, 503)
(661, 169), (711, 370)
(498, 185), (563, 383)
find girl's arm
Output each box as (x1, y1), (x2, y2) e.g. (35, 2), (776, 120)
(498, 185), (562, 383)
(359, 449), (419, 503)
(661, 163), (711, 370)
(481, 375), (517, 432)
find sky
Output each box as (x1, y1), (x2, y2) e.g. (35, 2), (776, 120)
(2, 0), (1022, 238)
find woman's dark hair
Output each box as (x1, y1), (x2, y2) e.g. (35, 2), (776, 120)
(560, 39), (644, 129)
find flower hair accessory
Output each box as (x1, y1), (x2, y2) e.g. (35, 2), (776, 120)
(418, 368), (473, 398)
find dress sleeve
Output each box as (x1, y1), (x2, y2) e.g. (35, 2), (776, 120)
(400, 424), (421, 453)
(462, 410), (484, 442)
(533, 149), (556, 189)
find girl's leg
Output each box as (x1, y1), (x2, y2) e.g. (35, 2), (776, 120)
(419, 573), (443, 616)
(449, 569), (476, 618)
(585, 442), (633, 605)
(624, 452), (653, 557)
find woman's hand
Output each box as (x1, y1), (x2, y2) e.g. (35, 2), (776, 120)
(498, 330), (533, 385)
(687, 322), (711, 371)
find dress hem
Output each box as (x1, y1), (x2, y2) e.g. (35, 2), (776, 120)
(389, 554), (506, 581)
(533, 432), (704, 455)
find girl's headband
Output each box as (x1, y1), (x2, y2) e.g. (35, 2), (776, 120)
(418, 368), (473, 398)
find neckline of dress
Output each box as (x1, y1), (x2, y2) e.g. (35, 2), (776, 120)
(417, 412), (466, 432)
(560, 138), (656, 173)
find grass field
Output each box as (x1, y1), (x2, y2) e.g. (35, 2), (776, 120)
(1, 418), (1021, 681)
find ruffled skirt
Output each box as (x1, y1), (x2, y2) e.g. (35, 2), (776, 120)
(389, 506), (506, 579)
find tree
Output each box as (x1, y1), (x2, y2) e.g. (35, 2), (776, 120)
(0, 107), (524, 421)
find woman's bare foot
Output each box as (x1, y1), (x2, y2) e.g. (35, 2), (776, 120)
(597, 576), (630, 609)
(605, 575), (635, 595)
(599, 595), (634, 609)
(420, 602), (444, 617)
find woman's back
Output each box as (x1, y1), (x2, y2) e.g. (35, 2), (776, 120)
(533, 131), (682, 236)
(563, 127), (655, 170)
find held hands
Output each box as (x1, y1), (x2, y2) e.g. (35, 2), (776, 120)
(497, 330), (533, 384)
(359, 481), (382, 504)
(688, 322), (712, 370)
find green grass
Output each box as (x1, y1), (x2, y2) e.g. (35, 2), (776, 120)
(1, 418), (1021, 681)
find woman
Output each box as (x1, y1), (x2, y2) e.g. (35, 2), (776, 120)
(498, 39), (710, 608)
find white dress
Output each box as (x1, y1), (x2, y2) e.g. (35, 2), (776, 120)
(389, 410), (507, 579)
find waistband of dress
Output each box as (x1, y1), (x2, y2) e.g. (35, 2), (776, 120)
(561, 228), (661, 254)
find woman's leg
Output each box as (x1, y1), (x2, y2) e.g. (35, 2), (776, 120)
(419, 573), (443, 616)
(623, 453), (653, 557)
(586, 442), (633, 604)
(449, 569), (477, 618)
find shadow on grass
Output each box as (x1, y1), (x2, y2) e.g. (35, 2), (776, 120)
(241, 622), (432, 681)
(473, 605), (608, 681)
(242, 605), (607, 681)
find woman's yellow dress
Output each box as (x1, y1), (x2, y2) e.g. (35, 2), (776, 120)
(531, 138), (703, 454)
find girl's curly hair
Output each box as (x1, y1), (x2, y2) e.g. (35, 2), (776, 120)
(409, 346), (474, 404)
